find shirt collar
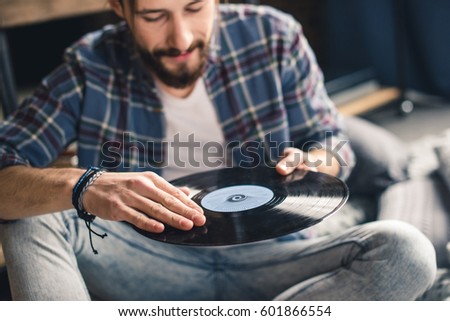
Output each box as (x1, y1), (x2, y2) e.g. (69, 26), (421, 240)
(207, 8), (222, 64)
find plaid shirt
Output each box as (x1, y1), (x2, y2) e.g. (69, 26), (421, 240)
(0, 4), (354, 179)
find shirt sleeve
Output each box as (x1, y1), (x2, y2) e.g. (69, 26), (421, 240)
(0, 61), (84, 169)
(280, 18), (355, 181)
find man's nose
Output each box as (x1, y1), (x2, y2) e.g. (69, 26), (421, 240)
(168, 17), (194, 52)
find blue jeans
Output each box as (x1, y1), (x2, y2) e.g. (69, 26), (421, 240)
(0, 210), (437, 300)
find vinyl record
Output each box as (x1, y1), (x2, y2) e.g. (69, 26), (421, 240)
(131, 167), (349, 246)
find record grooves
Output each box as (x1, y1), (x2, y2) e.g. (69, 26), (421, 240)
(130, 167), (349, 246)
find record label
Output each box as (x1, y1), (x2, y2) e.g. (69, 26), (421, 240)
(200, 185), (274, 213)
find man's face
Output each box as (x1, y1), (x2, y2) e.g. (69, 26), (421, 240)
(123, 0), (217, 89)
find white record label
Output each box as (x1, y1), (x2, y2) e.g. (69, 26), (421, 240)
(201, 185), (274, 212)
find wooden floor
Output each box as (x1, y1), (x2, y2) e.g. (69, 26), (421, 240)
(0, 246), (4, 267)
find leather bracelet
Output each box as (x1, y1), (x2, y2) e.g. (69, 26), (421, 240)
(72, 166), (105, 222)
(71, 166), (108, 254)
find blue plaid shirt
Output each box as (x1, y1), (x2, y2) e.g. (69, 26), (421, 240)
(0, 4), (354, 179)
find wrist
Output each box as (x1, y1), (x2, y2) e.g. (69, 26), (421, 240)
(35, 167), (85, 209)
(72, 166), (106, 222)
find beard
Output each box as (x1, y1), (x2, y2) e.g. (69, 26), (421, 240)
(137, 40), (208, 89)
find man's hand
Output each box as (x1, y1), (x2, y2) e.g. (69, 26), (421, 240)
(275, 147), (318, 176)
(276, 147), (340, 177)
(82, 172), (205, 233)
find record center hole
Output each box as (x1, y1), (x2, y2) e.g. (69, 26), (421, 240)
(227, 194), (248, 202)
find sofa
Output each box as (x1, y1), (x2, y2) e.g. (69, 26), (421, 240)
(309, 116), (450, 300)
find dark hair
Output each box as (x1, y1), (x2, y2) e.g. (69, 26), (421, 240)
(118, 0), (223, 13)
(118, 0), (136, 13)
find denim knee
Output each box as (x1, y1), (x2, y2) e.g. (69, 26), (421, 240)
(370, 220), (437, 299)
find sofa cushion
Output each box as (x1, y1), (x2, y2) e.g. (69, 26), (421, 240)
(344, 116), (409, 196)
(378, 175), (450, 268)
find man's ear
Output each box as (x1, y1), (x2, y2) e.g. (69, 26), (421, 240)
(108, 0), (125, 18)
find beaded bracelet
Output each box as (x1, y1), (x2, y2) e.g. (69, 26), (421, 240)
(72, 166), (107, 254)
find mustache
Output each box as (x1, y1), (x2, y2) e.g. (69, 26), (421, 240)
(153, 40), (206, 58)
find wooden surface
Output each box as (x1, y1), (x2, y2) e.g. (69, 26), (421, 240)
(337, 87), (401, 116)
(0, 0), (110, 28)
(0, 246), (4, 267)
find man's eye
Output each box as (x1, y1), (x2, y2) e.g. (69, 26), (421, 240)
(186, 5), (203, 13)
(142, 15), (164, 22)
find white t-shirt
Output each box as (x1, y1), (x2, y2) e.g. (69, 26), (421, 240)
(156, 79), (226, 181)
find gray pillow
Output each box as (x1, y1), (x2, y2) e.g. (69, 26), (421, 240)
(435, 142), (450, 193)
(344, 116), (409, 196)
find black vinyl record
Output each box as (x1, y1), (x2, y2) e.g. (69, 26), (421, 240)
(131, 167), (349, 246)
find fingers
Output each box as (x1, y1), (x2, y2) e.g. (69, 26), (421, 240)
(151, 174), (203, 214)
(128, 173), (205, 230)
(276, 148), (319, 175)
(126, 208), (166, 233)
(127, 193), (196, 231)
(178, 186), (190, 196)
(141, 186), (205, 228)
(154, 180), (204, 226)
(276, 148), (305, 175)
(123, 208), (202, 233)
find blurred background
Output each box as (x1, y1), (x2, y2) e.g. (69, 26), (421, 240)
(2, 0), (450, 126)
(0, 0), (450, 123)
(1, 0), (450, 300)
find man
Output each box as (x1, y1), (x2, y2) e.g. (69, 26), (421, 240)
(0, 0), (436, 300)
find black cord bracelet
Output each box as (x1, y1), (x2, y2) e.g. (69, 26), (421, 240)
(72, 166), (107, 254)
(72, 166), (104, 219)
